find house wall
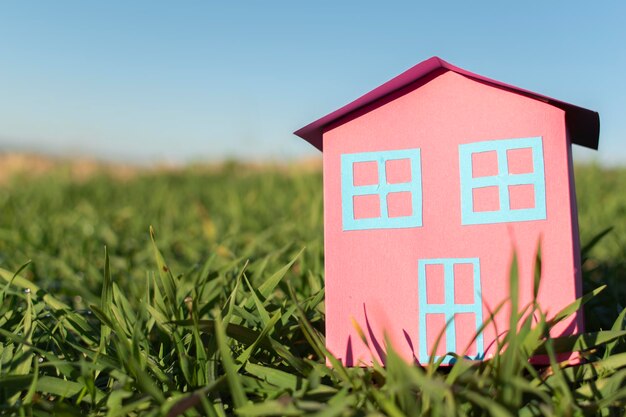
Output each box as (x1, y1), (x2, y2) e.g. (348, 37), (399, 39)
(322, 71), (581, 365)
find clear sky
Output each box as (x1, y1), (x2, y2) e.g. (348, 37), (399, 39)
(0, 1), (624, 165)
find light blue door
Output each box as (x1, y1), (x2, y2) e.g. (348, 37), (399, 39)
(418, 258), (485, 364)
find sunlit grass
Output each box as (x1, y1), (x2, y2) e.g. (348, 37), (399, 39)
(0, 162), (623, 416)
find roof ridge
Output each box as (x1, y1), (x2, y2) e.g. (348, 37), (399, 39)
(294, 57), (599, 151)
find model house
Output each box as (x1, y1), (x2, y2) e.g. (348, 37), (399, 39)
(294, 57), (600, 365)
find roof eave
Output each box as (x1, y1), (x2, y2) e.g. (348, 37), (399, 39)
(294, 57), (600, 151)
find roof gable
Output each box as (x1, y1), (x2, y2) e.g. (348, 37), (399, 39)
(294, 57), (599, 151)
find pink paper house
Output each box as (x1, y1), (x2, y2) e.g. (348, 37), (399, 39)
(294, 57), (600, 365)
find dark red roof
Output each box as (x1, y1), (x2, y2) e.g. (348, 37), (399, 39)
(294, 56), (600, 151)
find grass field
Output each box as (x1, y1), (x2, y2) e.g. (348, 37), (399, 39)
(0, 159), (624, 416)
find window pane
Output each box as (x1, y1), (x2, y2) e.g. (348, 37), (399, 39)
(353, 160), (379, 186)
(455, 313), (478, 356)
(426, 314), (448, 357)
(472, 186), (500, 212)
(471, 151), (498, 178)
(353, 194), (381, 219)
(385, 158), (412, 184)
(387, 191), (413, 218)
(507, 147), (534, 174)
(508, 183), (535, 210)
(454, 263), (475, 304)
(425, 263), (445, 304)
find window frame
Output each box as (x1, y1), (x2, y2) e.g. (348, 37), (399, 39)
(459, 136), (547, 225)
(341, 148), (423, 231)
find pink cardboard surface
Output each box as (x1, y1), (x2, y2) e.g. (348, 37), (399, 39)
(321, 70), (584, 366)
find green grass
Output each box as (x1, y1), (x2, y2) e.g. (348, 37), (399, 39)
(0, 162), (624, 416)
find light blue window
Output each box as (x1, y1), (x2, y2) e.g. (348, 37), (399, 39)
(459, 137), (546, 225)
(341, 149), (422, 231)
(418, 258), (484, 364)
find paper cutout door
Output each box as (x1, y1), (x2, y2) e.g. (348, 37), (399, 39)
(418, 258), (485, 364)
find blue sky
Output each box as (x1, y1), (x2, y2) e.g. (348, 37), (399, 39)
(0, 1), (624, 165)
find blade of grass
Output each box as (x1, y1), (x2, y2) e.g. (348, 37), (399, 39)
(214, 309), (248, 409)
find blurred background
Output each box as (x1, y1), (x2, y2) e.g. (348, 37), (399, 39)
(0, 1), (624, 166)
